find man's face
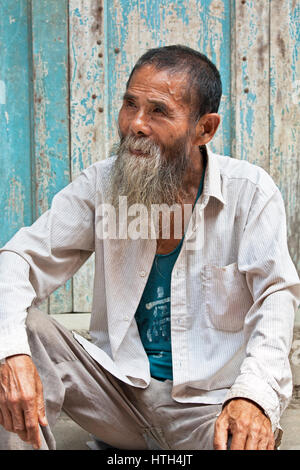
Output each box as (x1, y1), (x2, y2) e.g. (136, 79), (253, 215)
(109, 65), (198, 211)
(118, 64), (195, 157)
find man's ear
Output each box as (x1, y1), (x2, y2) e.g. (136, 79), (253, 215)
(193, 113), (221, 146)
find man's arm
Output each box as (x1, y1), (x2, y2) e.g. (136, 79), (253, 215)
(0, 164), (97, 448)
(0, 252), (36, 361)
(214, 184), (300, 450)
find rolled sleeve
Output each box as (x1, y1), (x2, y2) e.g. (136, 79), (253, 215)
(228, 186), (300, 430)
(0, 165), (96, 303)
(0, 165), (97, 358)
(0, 251), (35, 359)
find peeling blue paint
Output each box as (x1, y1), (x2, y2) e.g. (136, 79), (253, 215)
(0, 0), (32, 245)
(1, 0), (299, 313)
(30, 0), (71, 313)
(105, 0), (232, 156)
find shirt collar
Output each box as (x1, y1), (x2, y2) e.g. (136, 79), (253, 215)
(200, 145), (226, 206)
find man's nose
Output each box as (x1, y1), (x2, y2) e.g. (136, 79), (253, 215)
(130, 109), (151, 136)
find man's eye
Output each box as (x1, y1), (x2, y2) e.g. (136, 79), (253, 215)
(126, 101), (136, 108)
(153, 107), (165, 115)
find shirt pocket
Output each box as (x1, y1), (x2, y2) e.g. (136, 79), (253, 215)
(203, 262), (253, 332)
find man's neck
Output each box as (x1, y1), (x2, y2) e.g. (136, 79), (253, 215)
(155, 146), (206, 254)
(182, 146), (205, 200)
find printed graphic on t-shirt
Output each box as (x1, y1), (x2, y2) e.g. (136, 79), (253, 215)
(145, 286), (171, 344)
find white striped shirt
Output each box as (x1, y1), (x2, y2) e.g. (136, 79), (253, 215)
(0, 146), (299, 432)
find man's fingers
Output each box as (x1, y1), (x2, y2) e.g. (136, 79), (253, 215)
(7, 401), (26, 433)
(1, 406), (14, 432)
(11, 408), (26, 433)
(213, 418), (229, 450)
(0, 355), (46, 449)
(256, 427), (274, 450)
(38, 407), (48, 427)
(23, 403), (41, 449)
(257, 437), (271, 450)
(229, 429), (248, 450)
(36, 376), (48, 427)
(267, 435), (275, 450)
(245, 432), (260, 450)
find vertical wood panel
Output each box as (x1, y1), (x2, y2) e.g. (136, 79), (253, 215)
(67, 0), (231, 311)
(0, 1), (33, 246)
(203, 0), (232, 156)
(69, 0), (106, 175)
(270, 0), (300, 274)
(1, 0), (299, 323)
(69, 0), (105, 312)
(106, 0), (232, 155)
(31, 0), (71, 313)
(231, 0), (270, 168)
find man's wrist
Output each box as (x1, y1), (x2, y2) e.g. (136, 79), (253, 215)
(223, 397), (268, 418)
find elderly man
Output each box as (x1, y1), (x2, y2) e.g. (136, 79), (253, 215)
(0, 45), (299, 451)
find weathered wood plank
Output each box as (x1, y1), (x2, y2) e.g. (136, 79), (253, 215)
(202, 0), (232, 156)
(0, 1), (33, 246)
(106, 0), (232, 155)
(231, 0), (270, 168)
(69, 0), (105, 311)
(31, 0), (71, 313)
(68, 0), (230, 311)
(69, 0), (106, 175)
(2, 0), (299, 323)
(270, 0), (300, 276)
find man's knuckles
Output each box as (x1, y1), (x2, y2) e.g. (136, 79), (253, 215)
(6, 393), (24, 408)
(21, 394), (37, 407)
(215, 415), (226, 427)
(233, 424), (249, 436)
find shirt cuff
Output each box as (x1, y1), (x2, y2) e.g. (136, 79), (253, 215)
(0, 326), (32, 361)
(223, 373), (281, 432)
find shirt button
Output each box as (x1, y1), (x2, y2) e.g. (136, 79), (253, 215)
(139, 270), (146, 277)
(124, 315), (130, 321)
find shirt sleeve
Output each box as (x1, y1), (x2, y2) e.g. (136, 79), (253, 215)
(223, 185), (300, 431)
(0, 164), (97, 360)
(0, 251), (35, 360)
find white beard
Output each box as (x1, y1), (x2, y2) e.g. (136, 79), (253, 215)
(108, 134), (190, 211)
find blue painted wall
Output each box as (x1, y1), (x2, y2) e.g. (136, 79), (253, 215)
(0, 0), (299, 315)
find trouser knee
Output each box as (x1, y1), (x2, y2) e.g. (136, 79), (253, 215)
(26, 305), (50, 336)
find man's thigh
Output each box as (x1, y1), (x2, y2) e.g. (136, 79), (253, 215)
(126, 378), (222, 450)
(167, 402), (222, 450)
(26, 307), (149, 450)
(154, 399), (222, 450)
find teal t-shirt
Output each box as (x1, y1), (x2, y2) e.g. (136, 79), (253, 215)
(135, 159), (206, 381)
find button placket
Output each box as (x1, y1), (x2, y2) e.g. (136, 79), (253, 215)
(170, 250), (189, 383)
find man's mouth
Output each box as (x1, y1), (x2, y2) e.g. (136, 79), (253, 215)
(130, 147), (148, 156)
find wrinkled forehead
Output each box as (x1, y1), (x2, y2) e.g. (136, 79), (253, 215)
(127, 64), (191, 107)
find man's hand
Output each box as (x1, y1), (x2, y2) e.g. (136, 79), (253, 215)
(0, 354), (48, 449)
(213, 398), (275, 450)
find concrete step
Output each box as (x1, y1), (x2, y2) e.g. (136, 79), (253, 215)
(51, 313), (91, 340)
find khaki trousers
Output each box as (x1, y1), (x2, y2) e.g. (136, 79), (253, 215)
(0, 306), (222, 450)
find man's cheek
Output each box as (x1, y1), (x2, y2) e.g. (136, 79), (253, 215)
(118, 110), (129, 136)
